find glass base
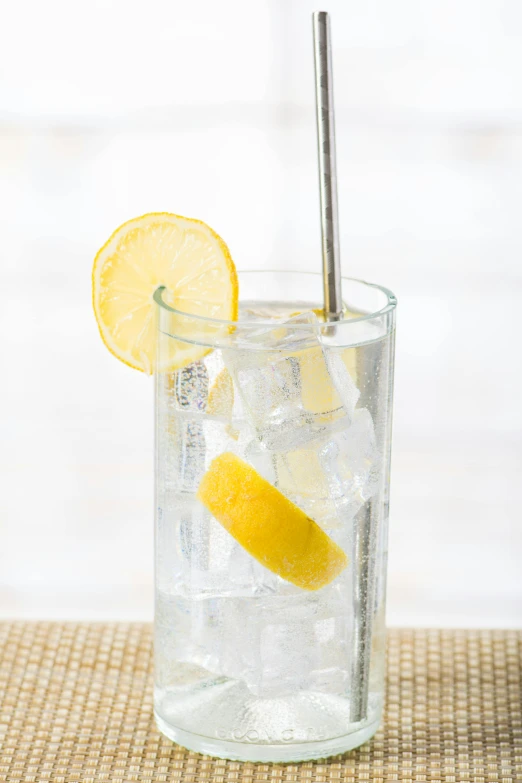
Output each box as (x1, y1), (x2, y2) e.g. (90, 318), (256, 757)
(155, 712), (380, 762)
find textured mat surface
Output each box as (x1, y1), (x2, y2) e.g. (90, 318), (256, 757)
(0, 623), (521, 782)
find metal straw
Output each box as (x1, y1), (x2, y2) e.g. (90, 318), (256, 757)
(312, 11), (343, 323)
(313, 10), (373, 723)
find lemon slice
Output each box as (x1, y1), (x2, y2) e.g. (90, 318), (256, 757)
(197, 452), (348, 591)
(206, 368), (239, 440)
(206, 368), (234, 417)
(296, 346), (356, 414)
(287, 309), (359, 415)
(92, 213), (238, 373)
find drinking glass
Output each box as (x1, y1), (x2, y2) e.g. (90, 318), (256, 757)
(154, 270), (396, 762)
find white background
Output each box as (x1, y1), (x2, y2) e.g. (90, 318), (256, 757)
(1, 0), (521, 627)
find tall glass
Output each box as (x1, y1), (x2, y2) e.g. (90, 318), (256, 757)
(154, 271), (396, 762)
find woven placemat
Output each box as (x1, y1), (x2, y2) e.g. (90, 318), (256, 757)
(0, 624), (520, 782)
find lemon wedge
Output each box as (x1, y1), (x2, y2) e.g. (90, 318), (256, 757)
(197, 452), (348, 590)
(92, 212), (238, 373)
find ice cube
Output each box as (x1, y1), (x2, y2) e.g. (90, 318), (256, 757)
(163, 413), (241, 494)
(318, 407), (381, 526)
(158, 499), (235, 597)
(167, 360), (209, 412)
(162, 578), (353, 698)
(225, 313), (358, 452)
(256, 582), (352, 697)
(228, 544), (279, 594)
(156, 592), (264, 687)
(157, 361), (209, 493)
(161, 492), (281, 599)
(242, 438), (276, 484)
(155, 593), (252, 681)
(273, 446), (339, 528)
(270, 407), (380, 538)
(322, 346), (360, 418)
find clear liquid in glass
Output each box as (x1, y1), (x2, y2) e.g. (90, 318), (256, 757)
(154, 300), (393, 761)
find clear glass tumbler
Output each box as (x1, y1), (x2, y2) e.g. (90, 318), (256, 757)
(154, 271), (396, 762)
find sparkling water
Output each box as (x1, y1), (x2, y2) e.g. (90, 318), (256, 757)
(154, 300), (393, 761)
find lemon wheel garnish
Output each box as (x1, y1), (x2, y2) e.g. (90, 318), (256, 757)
(197, 452), (348, 591)
(92, 213), (238, 373)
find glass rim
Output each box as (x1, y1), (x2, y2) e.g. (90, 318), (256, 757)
(153, 269), (397, 328)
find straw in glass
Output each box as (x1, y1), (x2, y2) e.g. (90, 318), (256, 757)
(312, 9), (374, 723)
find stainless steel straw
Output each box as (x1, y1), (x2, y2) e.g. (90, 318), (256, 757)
(313, 10), (373, 723)
(312, 11), (343, 322)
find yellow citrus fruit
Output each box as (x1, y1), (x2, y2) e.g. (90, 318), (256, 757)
(297, 345), (357, 414)
(197, 452), (348, 591)
(206, 368), (234, 417)
(287, 308), (358, 414)
(206, 368), (239, 440)
(92, 213), (238, 373)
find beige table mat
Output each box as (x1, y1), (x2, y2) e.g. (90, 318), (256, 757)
(0, 623), (520, 782)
